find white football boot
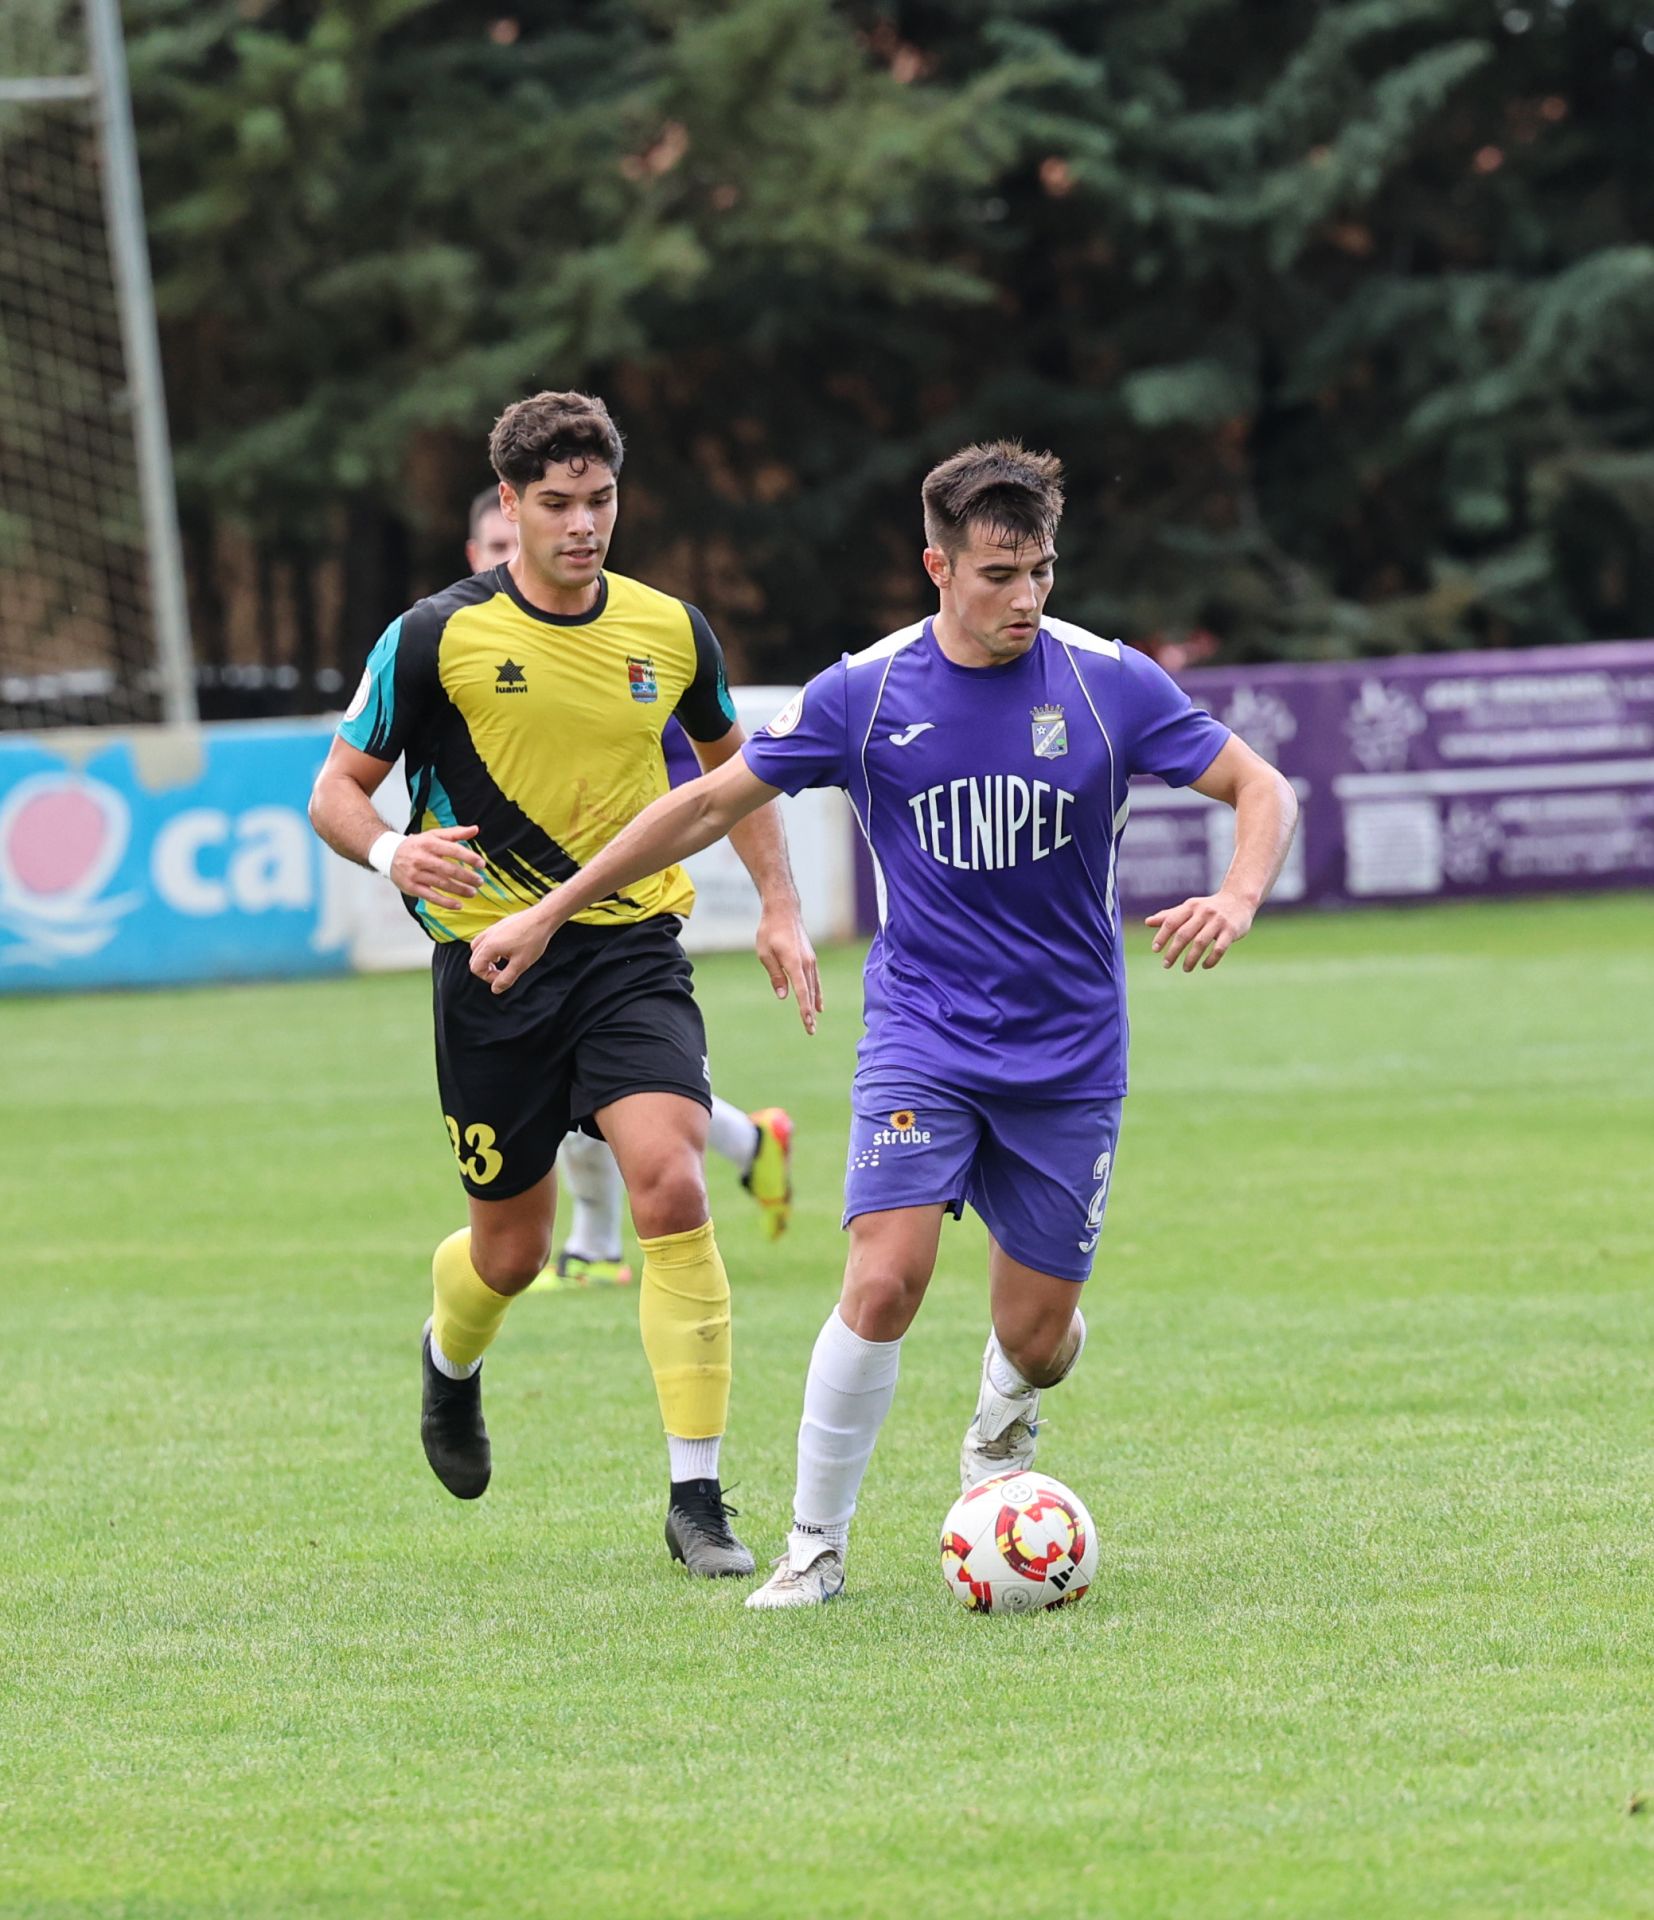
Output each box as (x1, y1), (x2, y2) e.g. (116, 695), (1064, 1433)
(960, 1336), (1041, 1491)
(745, 1542), (846, 1610)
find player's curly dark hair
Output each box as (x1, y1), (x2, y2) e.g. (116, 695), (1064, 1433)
(488, 391), (626, 490)
(921, 440), (1065, 558)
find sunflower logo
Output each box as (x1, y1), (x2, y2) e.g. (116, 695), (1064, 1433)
(888, 1110), (917, 1131)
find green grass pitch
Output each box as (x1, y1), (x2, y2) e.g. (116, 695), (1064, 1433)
(3, 895), (1651, 1919)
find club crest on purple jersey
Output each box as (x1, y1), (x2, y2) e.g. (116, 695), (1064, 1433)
(1031, 703), (1068, 759)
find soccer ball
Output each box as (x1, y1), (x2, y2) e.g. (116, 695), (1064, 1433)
(939, 1471), (1097, 1613)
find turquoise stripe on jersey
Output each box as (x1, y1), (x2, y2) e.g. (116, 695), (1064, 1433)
(338, 617), (402, 757)
(423, 769), (512, 904)
(423, 767), (459, 828)
(414, 897), (457, 942)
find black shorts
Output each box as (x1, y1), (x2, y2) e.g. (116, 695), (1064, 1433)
(431, 915), (711, 1201)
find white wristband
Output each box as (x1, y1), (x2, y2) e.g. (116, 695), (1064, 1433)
(367, 830), (404, 878)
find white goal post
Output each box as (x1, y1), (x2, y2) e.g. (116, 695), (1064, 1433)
(0, 0), (195, 728)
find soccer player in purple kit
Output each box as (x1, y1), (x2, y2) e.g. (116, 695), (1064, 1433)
(468, 441), (1298, 1608)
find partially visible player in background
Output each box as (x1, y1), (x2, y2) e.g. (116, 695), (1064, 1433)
(465, 487), (794, 1288)
(462, 489), (518, 572)
(469, 440), (1298, 1610)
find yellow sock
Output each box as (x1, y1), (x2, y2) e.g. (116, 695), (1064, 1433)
(431, 1229), (513, 1369)
(638, 1220), (731, 1440)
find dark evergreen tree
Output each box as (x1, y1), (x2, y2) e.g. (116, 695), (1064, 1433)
(897, 0), (1654, 657)
(126, 0), (1654, 692)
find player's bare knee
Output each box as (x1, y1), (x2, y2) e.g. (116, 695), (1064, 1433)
(841, 1269), (927, 1342)
(627, 1159), (709, 1241)
(470, 1230), (550, 1294)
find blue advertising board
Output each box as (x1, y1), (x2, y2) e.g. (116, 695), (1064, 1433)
(0, 721), (354, 991)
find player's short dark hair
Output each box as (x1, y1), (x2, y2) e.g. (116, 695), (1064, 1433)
(488, 391), (626, 490)
(468, 485), (503, 538)
(921, 440), (1065, 558)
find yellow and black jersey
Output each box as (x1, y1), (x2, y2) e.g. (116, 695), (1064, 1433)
(337, 565), (737, 942)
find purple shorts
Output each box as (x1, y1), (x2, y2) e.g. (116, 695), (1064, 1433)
(842, 1067), (1123, 1283)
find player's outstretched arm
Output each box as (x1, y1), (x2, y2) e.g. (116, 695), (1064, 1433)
(689, 724), (822, 1031)
(308, 737), (486, 910)
(468, 757), (807, 1009)
(1145, 736), (1298, 972)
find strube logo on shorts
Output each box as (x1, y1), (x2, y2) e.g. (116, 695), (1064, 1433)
(0, 773), (141, 962)
(871, 1108), (933, 1147)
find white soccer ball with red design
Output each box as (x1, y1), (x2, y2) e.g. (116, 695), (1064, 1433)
(939, 1470), (1097, 1613)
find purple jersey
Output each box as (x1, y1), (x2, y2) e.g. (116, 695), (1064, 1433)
(742, 616), (1229, 1097)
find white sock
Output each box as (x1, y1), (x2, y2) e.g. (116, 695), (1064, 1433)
(987, 1338), (1033, 1398)
(667, 1434), (722, 1482)
(557, 1131), (625, 1261)
(428, 1330), (481, 1381)
(788, 1307), (902, 1565)
(707, 1095), (761, 1173)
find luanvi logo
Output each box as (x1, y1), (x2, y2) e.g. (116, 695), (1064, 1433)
(495, 660), (527, 693)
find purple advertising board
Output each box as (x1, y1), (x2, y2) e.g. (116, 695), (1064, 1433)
(1115, 639), (1654, 915)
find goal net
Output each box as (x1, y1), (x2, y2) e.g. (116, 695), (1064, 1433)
(0, 0), (192, 730)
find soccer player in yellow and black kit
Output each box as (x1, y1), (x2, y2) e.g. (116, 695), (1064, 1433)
(464, 488), (797, 1287)
(309, 391), (820, 1575)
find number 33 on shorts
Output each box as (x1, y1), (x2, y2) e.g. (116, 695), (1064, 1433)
(445, 1115), (504, 1186)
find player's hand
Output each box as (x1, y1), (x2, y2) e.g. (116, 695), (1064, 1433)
(1145, 888), (1255, 972)
(389, 825), (487, 909)
(468, 908), (555, 994)
(756, 903), (823, 1036)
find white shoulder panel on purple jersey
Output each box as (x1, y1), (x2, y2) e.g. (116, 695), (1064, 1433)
(1042, 615), (1122, 659)
(846, 619), (927, 670)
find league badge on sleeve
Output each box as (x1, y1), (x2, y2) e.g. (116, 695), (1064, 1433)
(1031, 703), (1068, 759)
(765, 689), (805, 737)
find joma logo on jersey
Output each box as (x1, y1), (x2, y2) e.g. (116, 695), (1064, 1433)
(871, 1109), (933, 1147)
(495, 660), (527, 693)
(627, 656), (658, 703)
